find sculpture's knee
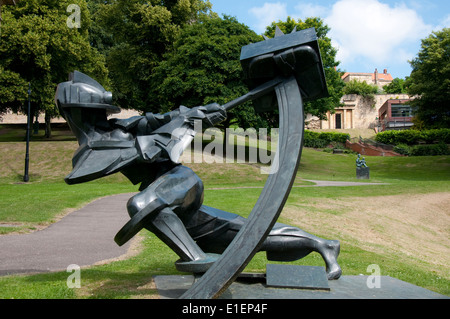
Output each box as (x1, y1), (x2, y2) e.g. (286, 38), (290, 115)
(127, 195), (143, 218)
(126, 165), (203, 219)
(126, 191), (159, 218)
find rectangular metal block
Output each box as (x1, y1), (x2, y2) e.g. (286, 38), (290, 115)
(266, 264), (330, 291)
(239, 28), (328, 111)
(240, 28), (318, 61)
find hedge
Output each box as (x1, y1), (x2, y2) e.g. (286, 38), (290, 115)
(375, 129), (450, 146)
(304, 130), (350, 148)
(394, 142), (450, 156)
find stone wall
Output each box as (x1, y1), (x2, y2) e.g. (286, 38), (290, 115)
(319, 93), (412, 130)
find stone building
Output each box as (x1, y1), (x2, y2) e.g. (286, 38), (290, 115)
(341, 68), (394, 90)
(305, 69), (414, 131)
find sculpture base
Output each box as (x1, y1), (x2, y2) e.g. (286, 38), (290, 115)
(154, 272), (448, 299)
(356, 167), (370, 179)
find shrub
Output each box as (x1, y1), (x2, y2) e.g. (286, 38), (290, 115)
(304, 130), (350, 148)
(393, 144), (411, 156)
(375, 129), (450, 146)
(410, 143), (450, 156)
(343, 79), (379, 97)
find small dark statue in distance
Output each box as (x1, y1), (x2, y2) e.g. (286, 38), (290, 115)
(55, 68), (341, 279)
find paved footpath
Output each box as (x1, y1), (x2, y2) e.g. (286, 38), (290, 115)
(0, 180), (387, 277)
(0, 193), (136, 276)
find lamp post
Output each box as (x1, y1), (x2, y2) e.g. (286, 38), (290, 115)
(24, 83), (31, 182)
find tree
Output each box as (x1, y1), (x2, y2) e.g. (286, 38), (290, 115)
(264, 17), (345, 120)
(150, 14), (266, 130)
(92, 0), (212, 112)
(406, 28), (450, 128)
(383, 77), (408, 94)
(342, 79), (379, 107)
(343, 79), (379, 96)
(0, 0), (108, 137)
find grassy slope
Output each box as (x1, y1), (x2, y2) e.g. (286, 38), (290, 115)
(0, 131), (449, 298)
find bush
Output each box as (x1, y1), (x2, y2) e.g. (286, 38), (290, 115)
(410, 143), (450, 156)
(304, 130), (350, 148)
(343, 79), (379, 97)
(393, 144), (411, 156)
(375, 129), (450, 146)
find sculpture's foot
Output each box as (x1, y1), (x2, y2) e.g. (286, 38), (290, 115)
(175, 253), (220, 274)
(321, 240), (342, 280)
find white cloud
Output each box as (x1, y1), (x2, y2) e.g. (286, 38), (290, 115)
(436, 13), (450, 30)
(325, 0), (432, 67)
(294, 3), (329, 19)
(249, 2), (288, 33)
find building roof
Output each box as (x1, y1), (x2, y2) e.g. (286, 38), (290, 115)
(342, 69), (394, 82)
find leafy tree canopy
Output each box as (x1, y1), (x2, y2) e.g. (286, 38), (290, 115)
(0, 0), (108, 135)
(92, 0), (212, 112)
(150, 14), (267, 130)
(383, 77), (408, 94)
(343, 79), (379, 97)
(406, 28), (450, 128)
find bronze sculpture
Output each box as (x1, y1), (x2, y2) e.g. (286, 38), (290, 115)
(56, 27), (341, 299)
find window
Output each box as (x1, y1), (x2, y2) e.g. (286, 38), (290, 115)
(391, 104), (412, 117)
(335, 113), (342, 129)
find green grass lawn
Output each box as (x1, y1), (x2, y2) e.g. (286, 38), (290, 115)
(0, 130), (449, 298)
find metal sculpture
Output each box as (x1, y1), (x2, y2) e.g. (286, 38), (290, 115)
(181, 27), (335, 299)
(56, 27), (341, 299)
(356, 154), (368, 168)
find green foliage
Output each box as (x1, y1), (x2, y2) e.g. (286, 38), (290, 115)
(393, 144), (411, 156)
(410, 143), (450, 156)
(150, 14), (267, 129)
(0, 0), (108, 121)
(376, 128), (450, 146)
(264, 17), (345, 119)
(383, 77), (408, 94)
(406, 28), (450, 128)
(304, 130), (349, 148)
(394, 142), (449, 156)
(93, 0), (212, 112)
(0, 67), (28, 115)
(343, 79), (379, 98)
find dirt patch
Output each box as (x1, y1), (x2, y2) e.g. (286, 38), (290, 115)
(282, 192), (450, 276)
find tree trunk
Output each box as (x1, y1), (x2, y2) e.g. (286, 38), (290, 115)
(45, 111), (52, 138)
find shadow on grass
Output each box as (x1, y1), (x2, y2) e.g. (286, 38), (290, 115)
(0, 124), (76, 142)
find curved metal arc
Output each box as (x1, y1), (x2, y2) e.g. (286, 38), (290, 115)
(180, 76), (304, 299)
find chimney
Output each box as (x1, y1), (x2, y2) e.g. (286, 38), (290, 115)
(374, 68), (378, 84)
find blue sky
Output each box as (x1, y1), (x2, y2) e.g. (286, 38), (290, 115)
(208, 0), (450, 79)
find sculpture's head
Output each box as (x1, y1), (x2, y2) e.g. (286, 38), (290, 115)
(55, 71), (118, 116)
(55, 71), (120, 143)
(240, 27), (328, 112)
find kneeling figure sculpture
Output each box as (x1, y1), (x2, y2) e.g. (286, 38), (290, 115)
(56, 27), (341, 299)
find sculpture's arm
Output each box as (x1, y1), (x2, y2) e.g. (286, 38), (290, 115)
(110, 104), (226, 133)
(110, 104), (226, 163)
